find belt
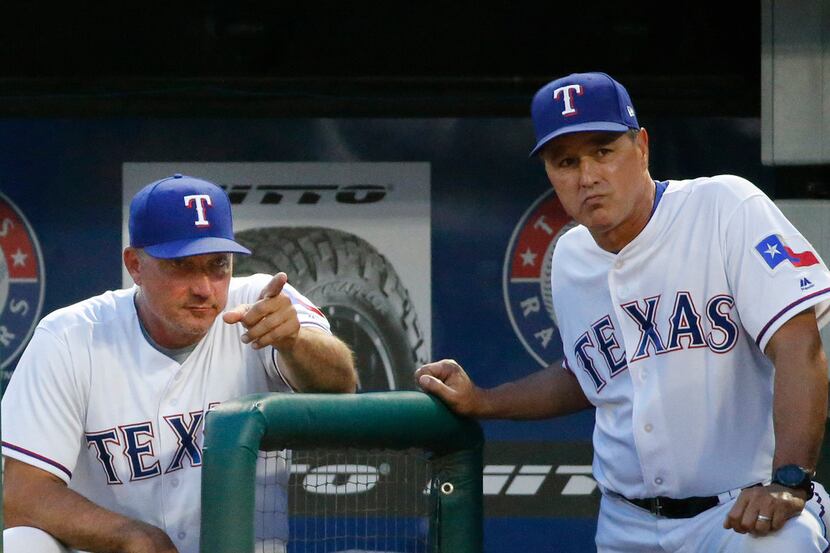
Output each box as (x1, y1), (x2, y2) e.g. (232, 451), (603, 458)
(622, 495), (719, 519)
(619, 483), (762, 519)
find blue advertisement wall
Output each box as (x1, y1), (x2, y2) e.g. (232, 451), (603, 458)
(0, 117), (771, 552)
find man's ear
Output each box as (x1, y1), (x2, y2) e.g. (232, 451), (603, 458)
(123, 248), (142, 285)
(637, 127), (650, 168)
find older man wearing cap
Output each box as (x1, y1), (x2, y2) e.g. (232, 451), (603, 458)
(2, 174), (356, 553)
(418, 72), (830, 551)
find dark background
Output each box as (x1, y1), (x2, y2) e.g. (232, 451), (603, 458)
(5, 1), (825, 198)
(0, 1), (760, 117)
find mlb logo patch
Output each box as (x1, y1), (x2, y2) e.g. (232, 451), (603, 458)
(754, 234), (819, 270)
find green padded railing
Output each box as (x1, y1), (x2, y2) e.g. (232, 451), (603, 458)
(199, 391), (484, 553)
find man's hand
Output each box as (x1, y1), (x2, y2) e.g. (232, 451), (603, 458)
(415, 359), (488, 418)
(120, 520), (179, 553)
(723, 484), (808, 536)
(222, 272), (300, 351)
(222, 272), (356, 392)
(417, 360), (592, 420)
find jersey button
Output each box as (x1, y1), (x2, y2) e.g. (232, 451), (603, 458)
(171, 478), (180, 488)
(654, 477), (663, 485)
(178, 531), (187, 540)
(644, 424), (653, 433)
(614, 260), (623, 270)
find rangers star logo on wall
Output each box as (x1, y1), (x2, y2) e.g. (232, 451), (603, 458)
(0, 192), (45, 382)
(502, 189), (574, 367)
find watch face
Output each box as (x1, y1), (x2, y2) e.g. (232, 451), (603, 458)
(776, 465), (809, 487)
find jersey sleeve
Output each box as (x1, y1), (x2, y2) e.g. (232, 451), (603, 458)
(280, 282), (331, 333)
(272, 283), (332, 389)
(1, 327), (87, 483)
(724, 194), (830, 351)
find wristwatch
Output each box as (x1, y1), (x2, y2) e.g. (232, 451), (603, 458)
(771, 464), (814, 496)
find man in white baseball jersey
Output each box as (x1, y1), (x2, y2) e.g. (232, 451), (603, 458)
(2, 174), (356, 553)
(418, 72), (830, 551)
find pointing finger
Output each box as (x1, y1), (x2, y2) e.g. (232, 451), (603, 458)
(260, 272), (288, 300)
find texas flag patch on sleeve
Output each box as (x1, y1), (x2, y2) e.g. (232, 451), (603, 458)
(754, 234), (820, 270)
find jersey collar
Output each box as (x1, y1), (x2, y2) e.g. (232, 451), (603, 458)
(650, 180), (669, 217)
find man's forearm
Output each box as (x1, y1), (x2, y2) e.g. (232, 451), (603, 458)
(4, 458), (174, 552)
(771, 352), (827, 471)
(278, 328), (357, 392)
(477, 364), (593, 420)
(767, 310), (828, 472)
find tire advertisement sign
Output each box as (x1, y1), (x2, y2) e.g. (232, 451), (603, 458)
(122, 162), (431, 392)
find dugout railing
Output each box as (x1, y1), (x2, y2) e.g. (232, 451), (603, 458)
(199, 391), (484, 553)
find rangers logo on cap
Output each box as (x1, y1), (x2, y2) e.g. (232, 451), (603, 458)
(529, 72), (639, 157)
(129, 174), (251, 259)
(503, 189), (574, 367)
(0, 191), (45, 381)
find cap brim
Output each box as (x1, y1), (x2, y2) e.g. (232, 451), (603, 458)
(143, 237), (252, 259)
(529, 122), (632, 157)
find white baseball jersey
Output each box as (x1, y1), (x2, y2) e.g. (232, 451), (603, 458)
(1, 274), (330, 553)
(551, 175), (830, 500)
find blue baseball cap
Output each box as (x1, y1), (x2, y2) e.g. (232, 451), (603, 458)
(129, 174), (251, 259)
(529, 72), (639, 157)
